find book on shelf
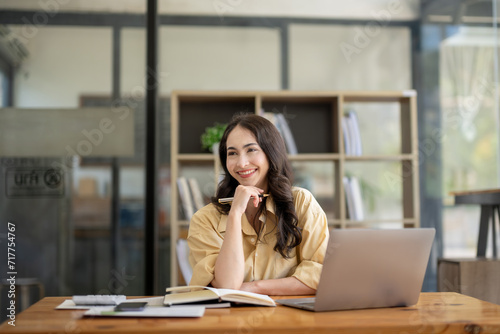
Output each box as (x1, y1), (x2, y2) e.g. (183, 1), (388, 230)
(341, 117), (352, 156)
(349, 177), (365, 221)
(188, 178), (205, 211)
(343, 176), (355, 220)
(177, 177), (195, 221)
(348, 111), (362, 156)
(342, 110), (362, 156)
(343, 176), (364, 221)
(260, 110), (298, 155)
(178, 177), (207, 221)
(163, 285), (276, 308)
(275, 113), (298, 155)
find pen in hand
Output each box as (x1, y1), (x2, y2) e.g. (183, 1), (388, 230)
(218, 194), (269, 204)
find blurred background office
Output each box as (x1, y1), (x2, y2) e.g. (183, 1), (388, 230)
(0, 0), (499, 317)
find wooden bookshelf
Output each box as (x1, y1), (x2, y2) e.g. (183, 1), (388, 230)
(170, 90), (420, 285)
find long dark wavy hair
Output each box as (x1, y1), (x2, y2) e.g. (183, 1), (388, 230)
(212, 113), (302, 258)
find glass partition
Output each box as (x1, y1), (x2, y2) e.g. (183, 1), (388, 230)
(420, 0), (500, 258)
(0, 11), (148, 319)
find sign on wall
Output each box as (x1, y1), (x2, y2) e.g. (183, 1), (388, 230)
(5, 167), (64, 198)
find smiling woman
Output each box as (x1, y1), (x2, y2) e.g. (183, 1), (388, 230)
(187, 113), (330, 296)
(225, 126), (270, 191)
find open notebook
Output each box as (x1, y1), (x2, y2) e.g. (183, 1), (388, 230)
(164, 286), (276, 307)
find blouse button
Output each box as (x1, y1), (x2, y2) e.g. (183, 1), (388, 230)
(251, 238), (255, 243)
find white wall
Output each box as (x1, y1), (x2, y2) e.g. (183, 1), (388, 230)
(290, 25), (411, 90)
(12, 26), (112, 108)
(12, 25), (281, 106)
(121, 26), (281, 96)
(13, 23), (410, 107)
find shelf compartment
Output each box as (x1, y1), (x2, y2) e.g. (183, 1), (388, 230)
(342, 101), (402, 156)
(176, 95), (256, 154)
(292, 160), (339, 221)
(343, 161), (409, 222)
(260, 96), (340, 154)
(342, 95), (416, 156)
(177, 164), (217, 210)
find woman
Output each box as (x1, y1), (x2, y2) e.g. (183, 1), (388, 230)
(187, 113), (329, 295)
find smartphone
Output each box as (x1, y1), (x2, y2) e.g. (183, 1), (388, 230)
(114, 302), (148, 312)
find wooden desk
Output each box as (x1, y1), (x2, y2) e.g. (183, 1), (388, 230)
(452, 188), (500, 257)
(1, 293), (500, 333)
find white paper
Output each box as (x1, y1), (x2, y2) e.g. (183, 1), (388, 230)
(56, 296), (165, 310)
(84, 306), (205, 318)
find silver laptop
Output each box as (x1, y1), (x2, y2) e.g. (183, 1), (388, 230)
(276, 228), (435, 312)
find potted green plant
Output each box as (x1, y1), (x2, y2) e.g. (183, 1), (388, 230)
(201, 123), (227, 153)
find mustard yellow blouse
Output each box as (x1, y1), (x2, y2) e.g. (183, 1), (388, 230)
(187, 187), (329, 290)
